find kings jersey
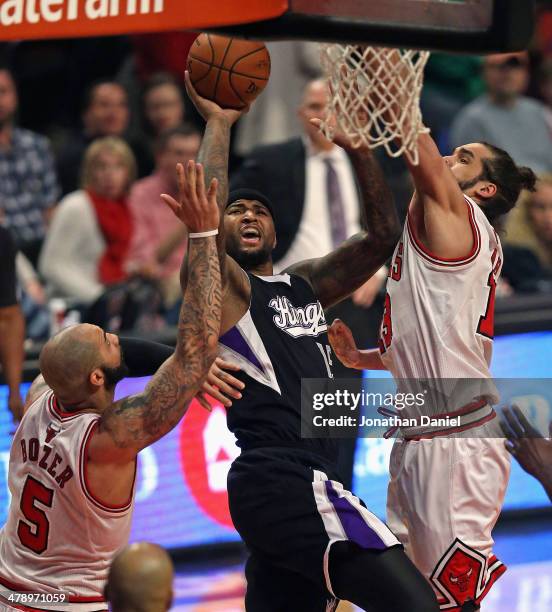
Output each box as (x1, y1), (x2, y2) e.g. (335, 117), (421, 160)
(219, 273), (336, 460)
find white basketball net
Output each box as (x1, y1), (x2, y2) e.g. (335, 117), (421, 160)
(319, 45), (431, 165)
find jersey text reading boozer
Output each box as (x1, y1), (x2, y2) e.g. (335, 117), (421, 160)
(0, 390), (135, 612)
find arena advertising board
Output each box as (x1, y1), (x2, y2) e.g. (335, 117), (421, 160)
(0, 330), (551, 550)
(0, 0), (286, 41)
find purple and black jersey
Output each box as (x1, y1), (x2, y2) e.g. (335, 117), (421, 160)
(219, 272), (336, 461)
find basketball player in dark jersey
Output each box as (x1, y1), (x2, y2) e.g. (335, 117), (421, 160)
(163, 73), (439, 612)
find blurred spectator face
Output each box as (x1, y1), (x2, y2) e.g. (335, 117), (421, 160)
(483, 52), (529, 103)
(157, 133), (201, 186)
(527, 179), (552, 244)
(297, 80), (333, 149)
(83, 139), (136, 200)
(0, 70), (17, 128)
(84, 83), (129, 137)
(144, 83), (184, 135)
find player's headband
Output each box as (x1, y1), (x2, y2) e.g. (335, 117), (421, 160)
(226, 189), (275, 219)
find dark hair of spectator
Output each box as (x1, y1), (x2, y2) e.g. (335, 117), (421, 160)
(154, 123), (202, 154)
(477, 142), (537, 223)
(81, 80), (127, 113)
(143, 72), (182, 98)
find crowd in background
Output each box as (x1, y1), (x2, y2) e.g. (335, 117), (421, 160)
(0, 7), (552, 355)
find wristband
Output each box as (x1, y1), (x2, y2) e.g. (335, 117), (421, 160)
(188, 229), (219, 239)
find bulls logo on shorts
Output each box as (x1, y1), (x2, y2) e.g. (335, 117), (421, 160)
(430, 539), (506, 611)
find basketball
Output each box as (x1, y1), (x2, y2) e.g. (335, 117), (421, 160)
(186, 33), (271, 110)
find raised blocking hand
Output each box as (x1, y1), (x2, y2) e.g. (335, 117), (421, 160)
(161, 160), (219, 233)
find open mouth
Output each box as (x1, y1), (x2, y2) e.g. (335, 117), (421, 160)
(240, 227), (261, 246)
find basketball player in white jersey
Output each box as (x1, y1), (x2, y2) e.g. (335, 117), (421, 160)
(328, 123), (537, 609)
(0, 162), (222, 612)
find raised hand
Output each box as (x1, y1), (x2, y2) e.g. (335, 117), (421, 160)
(328, 319), (362, 369)
(161, 160), (219, 233)
(184, 71), (247, 126)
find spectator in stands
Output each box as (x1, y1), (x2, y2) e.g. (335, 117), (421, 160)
(501, 406), (552, 503)
(40, 137), (135, 309)
(16, 252), (50, 341)
(126, 124), (201, 317)
(0, 67), (60, 266)
(105, 542), (174, 612)
(421, 53), (484, 150)
(0, 226), (25, 425)
(538, 58), (552, 110)
(449, 52), (552, 174)
(56, 80), (150, 195)
(143, 73), (185, 138)
(234, 41), (322, 156)
(505, 174), (552, 275)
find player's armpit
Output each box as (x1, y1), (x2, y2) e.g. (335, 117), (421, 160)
(409, 194), (477, 262)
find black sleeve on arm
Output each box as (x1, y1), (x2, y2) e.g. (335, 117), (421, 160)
(119, 337), (174, 377)
(0, 227), (17, 308)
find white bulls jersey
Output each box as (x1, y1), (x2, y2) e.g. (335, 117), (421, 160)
(380, 195), (502, 426)
(0, 390), (135, 611)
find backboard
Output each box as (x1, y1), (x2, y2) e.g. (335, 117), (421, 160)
(213, 0), (536, 53)
(0, 0), (534, 51)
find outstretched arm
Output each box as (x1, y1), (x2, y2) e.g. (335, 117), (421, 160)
(377, 49), (474, 258)
(288, 129), (400, 309)
(180, 72), (249, 302)
(90, 163), (222, 462)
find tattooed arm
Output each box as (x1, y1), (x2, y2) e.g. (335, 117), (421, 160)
(180, 72), (250, 305)
(287, 143), (400, 309)
(89, 162), (222, 463)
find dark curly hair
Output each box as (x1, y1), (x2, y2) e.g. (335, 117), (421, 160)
(474, 142), (537, 223)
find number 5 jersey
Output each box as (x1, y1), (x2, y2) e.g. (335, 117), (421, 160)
(0, 391), (135, 612)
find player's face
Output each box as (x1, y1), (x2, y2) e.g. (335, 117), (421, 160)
(96, 327), (129, 389)
(224, 199), (276, 269)
(90, 150), (131, 200)
(528, 181), (552, 243)
(0, 70), (17, 127)
(145, 83), (184, 135)
(443, 143), (491, 189)
(85, 84), (129, 137)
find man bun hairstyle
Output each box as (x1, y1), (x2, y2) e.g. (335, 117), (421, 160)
(478, 142), (537, 223)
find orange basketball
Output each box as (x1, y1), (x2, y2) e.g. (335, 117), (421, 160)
(187, 33), (271, 110)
